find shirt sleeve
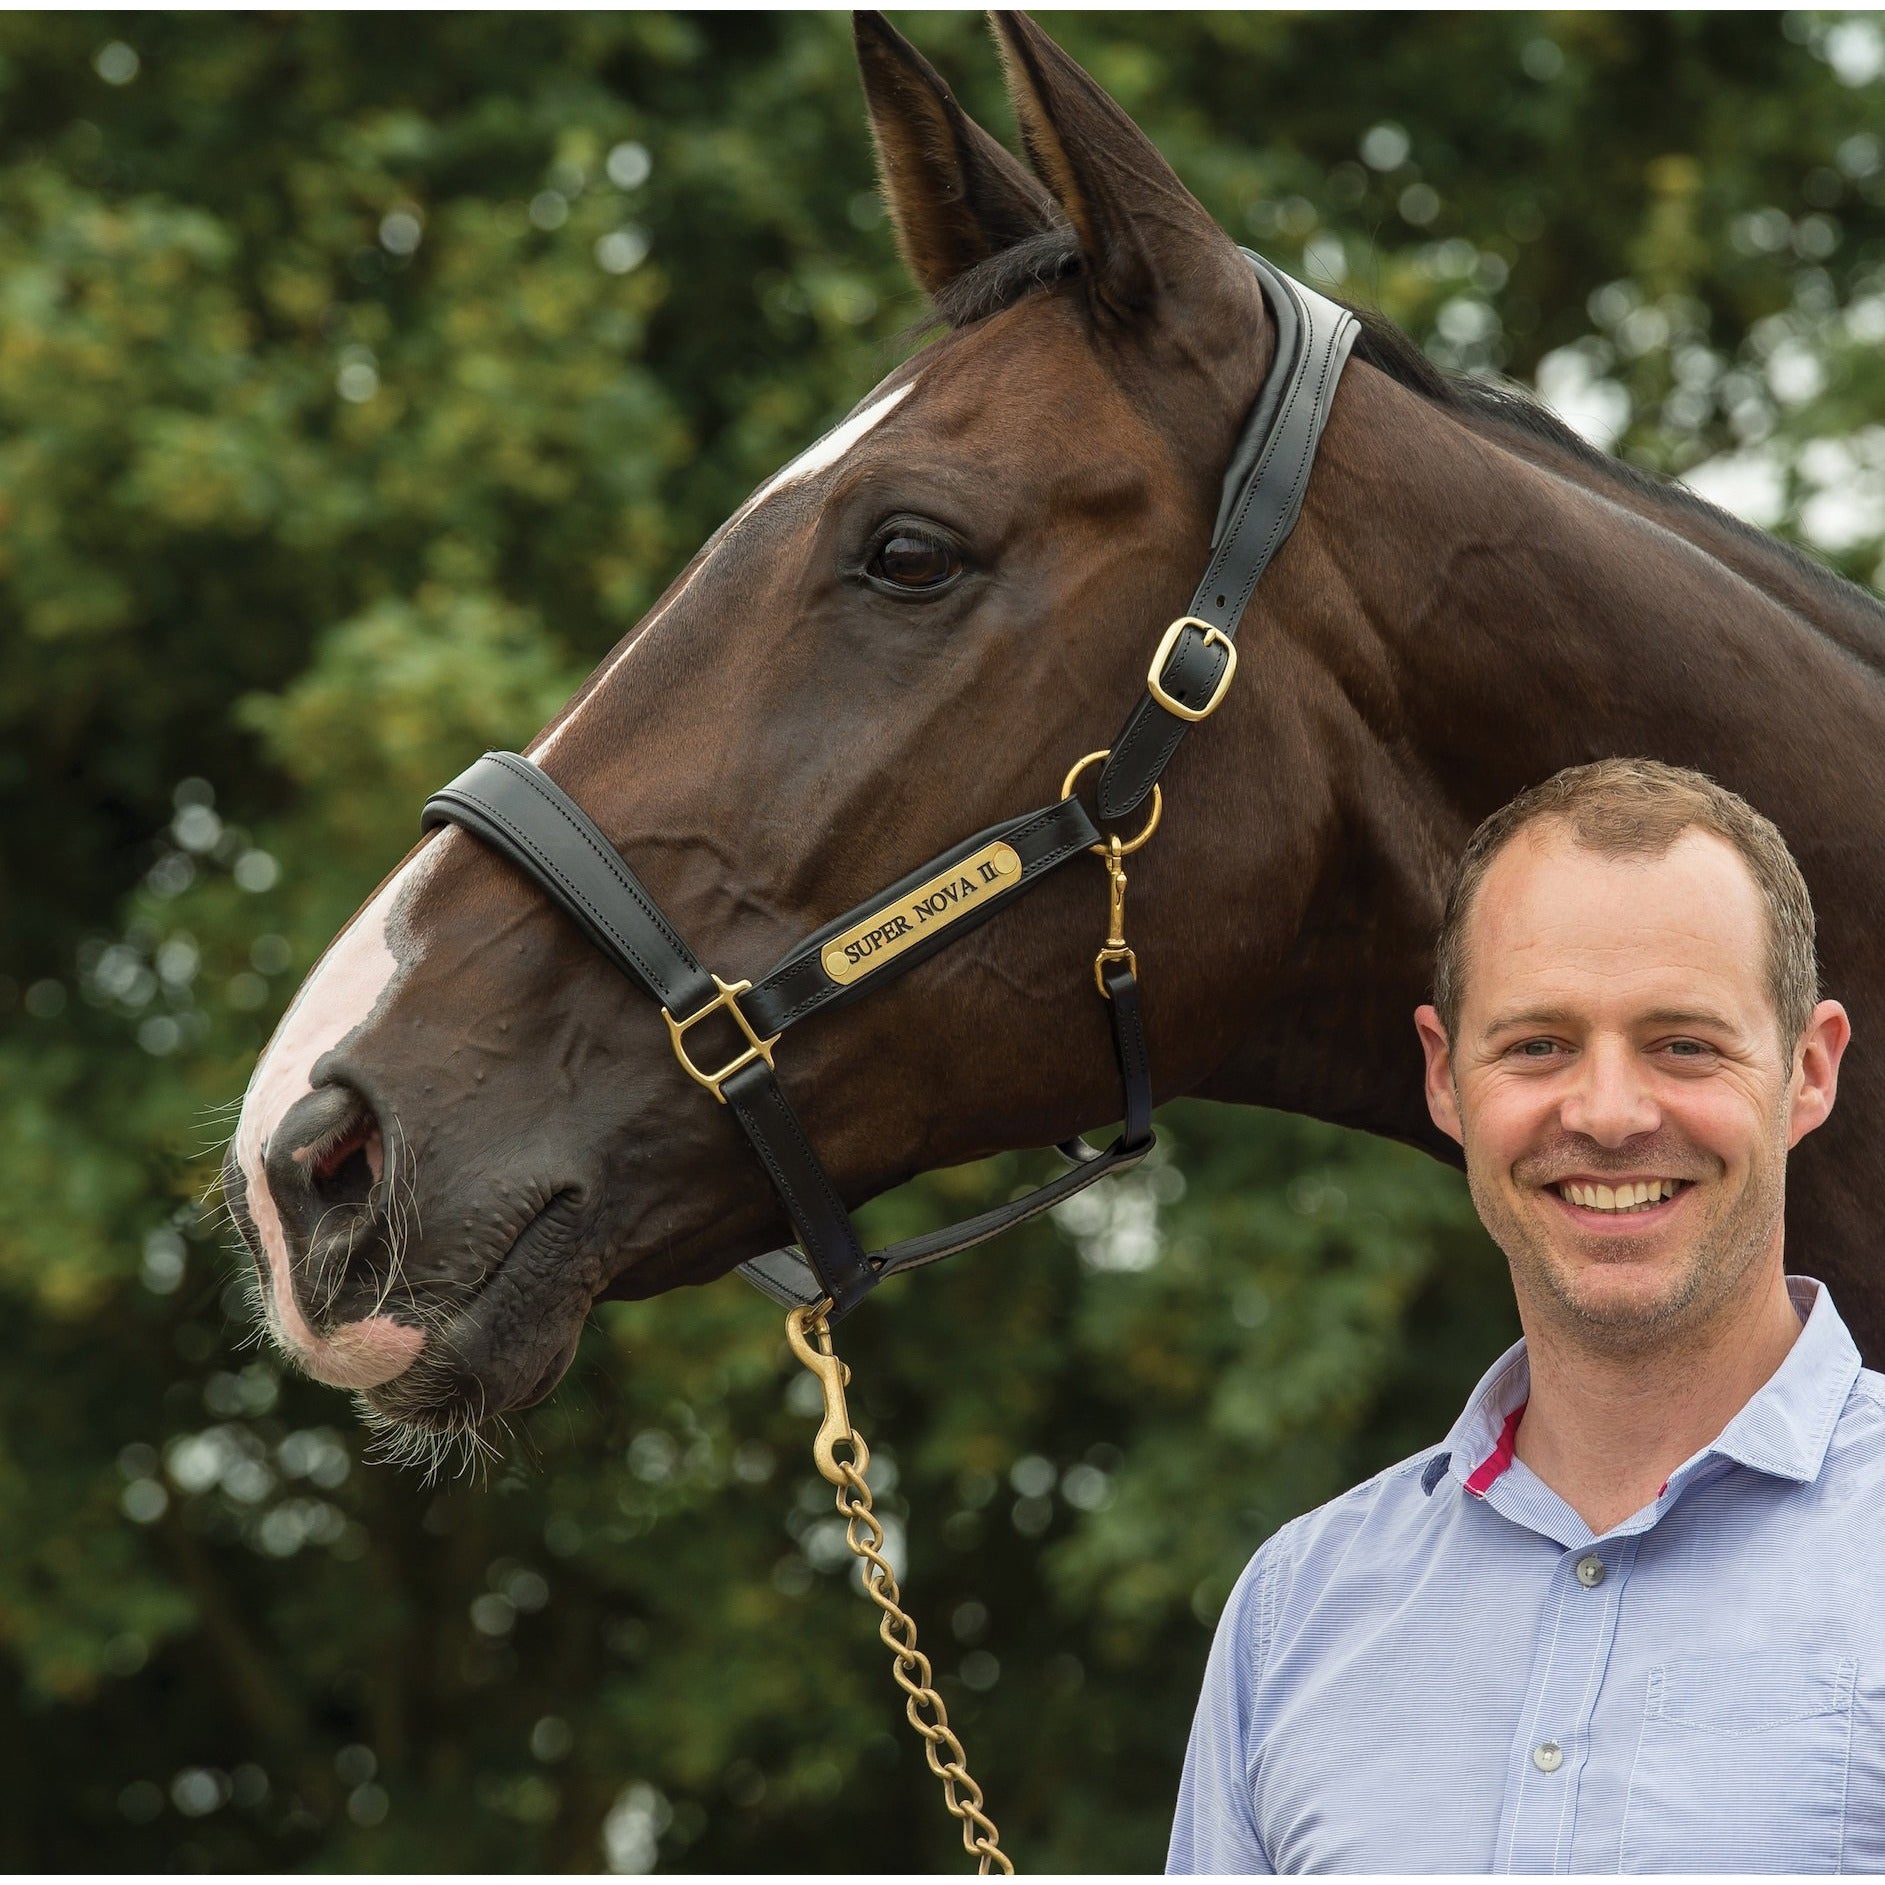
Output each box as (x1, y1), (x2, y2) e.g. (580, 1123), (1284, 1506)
(1166, 1544), (1279, 1875)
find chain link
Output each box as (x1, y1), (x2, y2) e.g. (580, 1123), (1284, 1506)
(786, 1306), (1015, 1875)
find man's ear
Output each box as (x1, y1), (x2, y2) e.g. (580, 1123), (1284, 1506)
(987, 10), (1256, 333)
(1787, 998), (1851, 1148)
(1414, 1004), (1465, 1147)
(854, 11), (1060, 301)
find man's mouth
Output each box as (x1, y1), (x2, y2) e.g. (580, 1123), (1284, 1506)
(1550, 1176), (1692, 1216)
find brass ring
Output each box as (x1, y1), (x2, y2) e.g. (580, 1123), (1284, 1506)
(1058, 749), (1163, 856)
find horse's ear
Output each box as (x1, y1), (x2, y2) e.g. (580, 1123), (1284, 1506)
(854, 10), (1060, 301)
(989, 10), (1244, 330)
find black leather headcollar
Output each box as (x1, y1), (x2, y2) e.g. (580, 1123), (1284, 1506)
(422, 751), (1139, 1315)
(420, 254), (1356, 1319)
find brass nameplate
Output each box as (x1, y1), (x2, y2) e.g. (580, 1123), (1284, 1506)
(821, 841), (1022, 986)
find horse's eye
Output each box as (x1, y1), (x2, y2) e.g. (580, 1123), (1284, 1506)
(868, 530), (959, 592)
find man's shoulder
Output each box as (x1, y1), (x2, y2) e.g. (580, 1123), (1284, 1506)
(1247, 1443), (1454, 1585)
(1831, 1361), (1885, 1458)
(1209, 1444), (1458, 1670)
(1848, 1361), (1885, 1408)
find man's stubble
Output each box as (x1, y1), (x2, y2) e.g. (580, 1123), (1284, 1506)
(1460, 1094), (1792, 1362)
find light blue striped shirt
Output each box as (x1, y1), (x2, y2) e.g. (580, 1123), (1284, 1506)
(1169, 1277), (1885, 1874)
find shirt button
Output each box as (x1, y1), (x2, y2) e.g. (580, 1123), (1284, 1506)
(1575, 1553), (1606, 1587)
(1532, 1740), (1564, 1774)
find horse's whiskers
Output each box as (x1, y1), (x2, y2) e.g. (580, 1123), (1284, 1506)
(358, 1374), (506, 1487)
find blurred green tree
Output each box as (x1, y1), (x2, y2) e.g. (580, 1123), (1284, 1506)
(4, 9), (1883, 1871)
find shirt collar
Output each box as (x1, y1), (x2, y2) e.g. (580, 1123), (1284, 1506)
(1707, 1275), (1861, 1483)
(1436, 1275), (1862, 1498)
(1441, 1338), (1530, 1495)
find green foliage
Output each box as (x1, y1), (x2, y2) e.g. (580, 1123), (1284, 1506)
(4, 8), (1882, 1872)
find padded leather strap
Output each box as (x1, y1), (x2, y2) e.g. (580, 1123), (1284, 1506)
(423, 751), (714, 1015)
(423, 754), (1135, 1319)
(721, 1060), (877, 1315)
(1095, 254), (1358, 822)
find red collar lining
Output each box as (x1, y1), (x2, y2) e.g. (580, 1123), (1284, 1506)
(1464, 1400), (1527, 1497)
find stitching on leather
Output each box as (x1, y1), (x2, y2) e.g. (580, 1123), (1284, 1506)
(759, 804), (1093, 1026)
(492, 757), (697, 962)
(1198, 290), (1317, 596)
(1114, 978), (1150, 1139)
(1230, 322), (1350, 620)
(1104, 322), (1312, 816)
(444, 785), (681, 998)
(738, 1076), (867, 1293)
(1222, 286), (1340, 568)
(728, 1076), (840, 1281)
(732, 1092), (816, 1261)
(1101, 713), (1157, 814)
(456, 784), (678, 987)
(1112, 976), (1150, 1141)
(1104, 304), (1354, 819)
(768, 826), (1086, 1026)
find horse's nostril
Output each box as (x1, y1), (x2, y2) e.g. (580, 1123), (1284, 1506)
(254, 1082), (414, 1343)
(310, 1116), (382, 1207)
(264, 1083), (385, 1260)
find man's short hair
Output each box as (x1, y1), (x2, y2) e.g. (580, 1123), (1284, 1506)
(1432, 758), (1819, 1046)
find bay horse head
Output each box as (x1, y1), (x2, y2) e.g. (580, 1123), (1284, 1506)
(225, 10), (1885, 1440)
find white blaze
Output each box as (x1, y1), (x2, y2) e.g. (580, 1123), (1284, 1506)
(742, 378), (917, 511)
(232, 840), (447, 1387)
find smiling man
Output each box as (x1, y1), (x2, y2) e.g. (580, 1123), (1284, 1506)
(1169, 758), (1885, 1874)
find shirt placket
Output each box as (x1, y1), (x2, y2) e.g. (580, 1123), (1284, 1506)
(1492, 1529), (1637, 1874)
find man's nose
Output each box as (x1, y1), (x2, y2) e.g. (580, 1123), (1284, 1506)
(1558, 1037), (1661, 1145)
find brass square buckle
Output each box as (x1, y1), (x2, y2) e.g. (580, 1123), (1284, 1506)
(1148, 616), (1237, 722)
(662, 974), (780, 1103)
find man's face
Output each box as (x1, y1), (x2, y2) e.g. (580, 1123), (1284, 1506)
(1414, 824), (1846, 1357)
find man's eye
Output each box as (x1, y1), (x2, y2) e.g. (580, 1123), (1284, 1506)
(1666, 1039), (1709, 1057)
(1513, 1039), (1560, 1059)
(867, 530), (959, 592)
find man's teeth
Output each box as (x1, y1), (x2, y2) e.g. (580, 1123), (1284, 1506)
(1556, 1178), (1682, 1213)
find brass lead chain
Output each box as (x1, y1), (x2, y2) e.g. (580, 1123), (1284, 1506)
(785, 1306), (1015, 1876)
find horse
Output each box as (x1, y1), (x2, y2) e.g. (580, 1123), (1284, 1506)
(223, 9), (1885, 1449)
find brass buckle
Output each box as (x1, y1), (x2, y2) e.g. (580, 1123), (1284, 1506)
(1059, 750), (1162, 856)
(1148, 616), (1237, 722)
(662, 974), (780, 1103)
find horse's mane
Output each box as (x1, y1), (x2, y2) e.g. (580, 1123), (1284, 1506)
(915, 226), (1880, 629)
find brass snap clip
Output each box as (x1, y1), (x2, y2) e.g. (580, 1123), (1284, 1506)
(1059, 749), (1158, 1000)
(1093, 834), (1136, 998)
(784, 1304), (857, 1487)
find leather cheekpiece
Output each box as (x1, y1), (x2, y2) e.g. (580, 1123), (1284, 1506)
(1095, 253), (1358, 823)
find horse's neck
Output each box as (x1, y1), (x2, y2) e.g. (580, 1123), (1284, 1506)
(1201, 362), (1885, 1152)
